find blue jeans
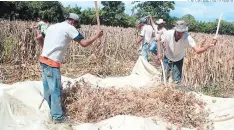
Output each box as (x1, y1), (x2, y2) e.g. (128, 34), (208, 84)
(150, 41), (164, 55)
(40, 63), (63, 121)
(150, 41), (158, 55)
(163, 57), (184, 84)
(140, 42), (150, 61)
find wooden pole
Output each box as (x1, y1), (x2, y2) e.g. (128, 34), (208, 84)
(147, 15), (167, 85)
(94, 1), (106, 57)
(38, 98), (44, 109)
(160, 59), (167, 85)
(215, 12), (223, 39)
(94, 1), (102, 50)
(94, 1), (100, 29)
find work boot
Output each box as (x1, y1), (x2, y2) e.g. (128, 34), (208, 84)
(53, 117), (74, 124)
(53, 119), (65, 124)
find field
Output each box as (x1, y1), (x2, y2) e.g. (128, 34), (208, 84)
(0, 20), (233, 96)
(1, 20), (234, 129)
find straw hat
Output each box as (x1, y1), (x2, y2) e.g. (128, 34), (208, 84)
(156, 19), (166, 24)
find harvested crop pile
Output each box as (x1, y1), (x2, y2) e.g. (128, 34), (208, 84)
(62, 81), (212, 129)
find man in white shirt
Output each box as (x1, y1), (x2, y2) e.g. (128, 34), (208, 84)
(39, 13), (103, 123)
(149, 17), (167, 55)
(136, 18), (154, 61)
(157, 20), (217, 84)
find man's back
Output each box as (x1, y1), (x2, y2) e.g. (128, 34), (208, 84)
(140, 25), (153, 44)
(42, 21), (79, 63)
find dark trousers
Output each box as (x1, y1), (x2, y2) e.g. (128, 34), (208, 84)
(163, 57), (184, 84)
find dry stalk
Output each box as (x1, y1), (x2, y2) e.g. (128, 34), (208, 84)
(0, 20), (234, 95)
(62, 82), (211, 129)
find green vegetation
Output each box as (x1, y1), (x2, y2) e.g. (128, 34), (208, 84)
(0, 1), (233, 35)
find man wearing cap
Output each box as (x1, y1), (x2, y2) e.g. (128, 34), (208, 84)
(136, 17), (154, 61)
(157, 20), (217, 84)
(149, 17), (167, 55)
(39, 13), (103, 123)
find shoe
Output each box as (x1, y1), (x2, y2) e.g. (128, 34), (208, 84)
(53, 119), (65, 124)
(53, 116), (74, 124)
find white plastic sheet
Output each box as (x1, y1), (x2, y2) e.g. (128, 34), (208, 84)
(0, 56), (234, 130)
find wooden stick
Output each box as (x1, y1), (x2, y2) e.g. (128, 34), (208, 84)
(215, 12), (223, 39)
(94, 1), (105, 56)
(38, 98), (44, 109)
(160, 59), (167, 85)
(95, 1), (106, 57)
(94, 1), (100, 29)
(148, 15), (166, 85)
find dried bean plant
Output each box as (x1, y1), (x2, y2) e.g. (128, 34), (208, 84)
(0, 20), (233, 95)
(62, 81), (212, 129)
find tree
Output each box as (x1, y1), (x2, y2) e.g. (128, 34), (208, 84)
(181, 14), (196, 31)
(0, 1), (65, 22)
(0, 1), (32, 20)
(38, 1), (65, 23)
(133, 1), (175, 21)
(101, 1), (128, 27)
(79, 8), (102, 25)
(123, 14), (137, 27)
(166, 16), (179, 29)
(64, 5), (82, 16)
(181, 14), (196, 24)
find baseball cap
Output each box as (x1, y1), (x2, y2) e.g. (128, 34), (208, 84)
(67, 13), (80, 21)
(67, 13), (81, 28)
(139, 18), (147, 23)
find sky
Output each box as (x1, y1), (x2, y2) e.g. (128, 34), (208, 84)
(60, 1), (234, 22)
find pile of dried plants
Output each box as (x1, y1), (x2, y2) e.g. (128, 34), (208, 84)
(62, 82), (212, 129)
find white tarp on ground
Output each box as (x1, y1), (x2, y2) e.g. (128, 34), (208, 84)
(0, 56), (234, 130)
(61, 56), (162, 89)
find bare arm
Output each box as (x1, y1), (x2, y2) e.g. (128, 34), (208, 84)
(136, 36), (144, 44)
(136, 24), (145, 44)
(37, 34), (99, 48)
(74, 30), (103, 47)
(192, 38), (217, 54)
(157, 31), (167, 59)
(75, 35), (99, 47)
(149, 16), (156, 26)
(192, 44), (210, 54)
(37, 41), (44, 48)
(157, 40), (162, 56)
